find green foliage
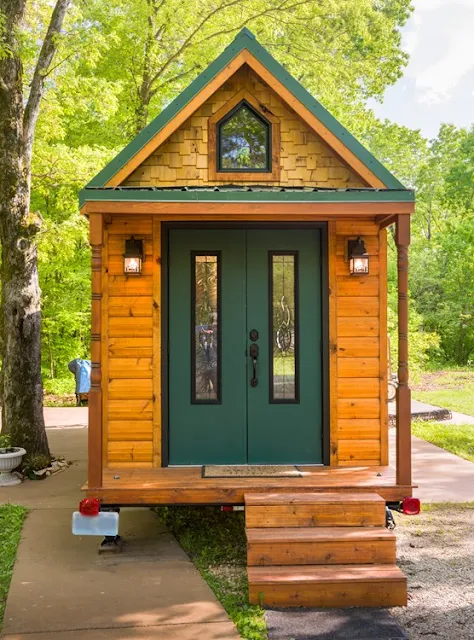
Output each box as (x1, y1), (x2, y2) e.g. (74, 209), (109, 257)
(0, 434), (12, 449)
(12, 0), (474, 379)
(408, 126), (474, 365)
(17, 0), (415, 387)
(412, 421), (474, 463)
(387, 242), (440, 381)
(156, 507), (267, 640)
(43, 377), (75, 396)
(0, 505), (27, 629)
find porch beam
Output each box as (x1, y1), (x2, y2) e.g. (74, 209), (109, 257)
(81, 201), (415, 217)
(89, 213), (103, 489)
(395, 214), (411, 487)
(376, 214), (396, 229)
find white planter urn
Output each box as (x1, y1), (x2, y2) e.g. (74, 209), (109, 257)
(0, 448), (26, 486)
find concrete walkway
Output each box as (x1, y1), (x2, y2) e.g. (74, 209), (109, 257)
(389, 429), (474, 503)
(444, 410), (474, 426)
(0, 428), (239, 640)
(44, 406), (88, 428)
(389, 397), (474, 425)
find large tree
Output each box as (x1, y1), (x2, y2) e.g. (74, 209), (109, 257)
(0, 0), (71, 459)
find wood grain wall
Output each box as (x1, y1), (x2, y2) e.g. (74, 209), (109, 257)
(101, 216), (387, 469)
(123, 65), (366, 189)
(333, 221), (388, 466)
(104, 215), (155, 467)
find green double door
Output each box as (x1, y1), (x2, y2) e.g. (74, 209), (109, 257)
(168, 228), (323, 465)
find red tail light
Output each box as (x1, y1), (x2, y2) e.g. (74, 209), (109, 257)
(220, 506), (233, 512)
(79, 498), (100, 516)
(402, 497), (420, 515)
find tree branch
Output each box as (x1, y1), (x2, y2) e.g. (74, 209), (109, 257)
(23, 0), (71, 165)
(148, 0), (248, 87)
(148, 65), (199, 100)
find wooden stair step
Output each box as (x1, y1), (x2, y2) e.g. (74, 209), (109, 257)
(245, 492), (385, 505)
(248, 564), (407, 608)
(245, 492), (385, 528)
(247, 526), (396, 566)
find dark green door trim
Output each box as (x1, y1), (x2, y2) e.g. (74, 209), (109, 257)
(161, 221), (330, 467)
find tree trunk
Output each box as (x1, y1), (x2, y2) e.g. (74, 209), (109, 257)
(0, 0), (70, 458)
(0, 3), (48, 457)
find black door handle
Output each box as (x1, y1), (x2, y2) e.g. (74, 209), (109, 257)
(250, 343), (259, 387)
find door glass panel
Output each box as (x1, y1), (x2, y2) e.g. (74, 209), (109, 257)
(192, 253), (220, 403)
(270, 253), (298, 402)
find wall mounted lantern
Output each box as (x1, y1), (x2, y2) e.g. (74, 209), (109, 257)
(348, 237), (369, 275)
(123, 237), (144, 275)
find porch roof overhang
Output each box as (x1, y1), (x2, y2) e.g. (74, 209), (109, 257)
(80, 186), (415, 217)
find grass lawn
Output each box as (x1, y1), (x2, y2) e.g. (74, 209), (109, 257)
(156, 506), (266, 640)
(0, 505), (27, 629)
(412, 421), (474, 463)
(412, 370), (474, 416)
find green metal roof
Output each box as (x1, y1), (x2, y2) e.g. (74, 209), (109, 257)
(85, 29), (406, 191)
(79, 186), (414, 207)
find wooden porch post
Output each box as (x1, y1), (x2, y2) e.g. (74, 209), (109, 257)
(395, 214), (411, 487)
(89, 214), (103, 488)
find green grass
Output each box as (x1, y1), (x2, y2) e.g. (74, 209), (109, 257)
(42, 377), (77, 407)
(412, 421), (474, 463)
(413, 389), (474, 417)
(42, 377), (75, 396)
(412, 370), (474, 417)
(0, 505), (27, 629)
(156, 506), (266, 640)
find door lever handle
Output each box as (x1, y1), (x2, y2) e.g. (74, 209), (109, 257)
(249, 343), (259, 387)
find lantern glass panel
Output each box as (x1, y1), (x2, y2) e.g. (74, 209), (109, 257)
(350, 256), (369, 275)
(124, 256), (142, 275)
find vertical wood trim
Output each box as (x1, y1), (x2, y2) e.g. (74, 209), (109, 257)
(101, 225), (109, 469)
(395, 214), (411, 486)
(379, 228), (388, 465)
(89, 213), (103, 488)
(152, 217), (162, 466)
(328, 220), (338, 466)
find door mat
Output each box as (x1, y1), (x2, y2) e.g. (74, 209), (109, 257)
(202, 465), (302, 478)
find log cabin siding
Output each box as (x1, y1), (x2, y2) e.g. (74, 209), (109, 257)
(104, 215), (154, 467)
(100, 216), (387, 469)
(334, 221), (387, 466)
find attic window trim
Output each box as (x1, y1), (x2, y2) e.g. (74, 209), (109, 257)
(208, 88), (280, 182)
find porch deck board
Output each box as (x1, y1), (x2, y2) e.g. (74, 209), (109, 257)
(86, 465), (413, 505)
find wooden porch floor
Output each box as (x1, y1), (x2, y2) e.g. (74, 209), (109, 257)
(86, 465), (413, 505)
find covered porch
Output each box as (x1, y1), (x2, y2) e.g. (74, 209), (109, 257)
(83, 194), (414, 506)
(86, 463), (413, 505)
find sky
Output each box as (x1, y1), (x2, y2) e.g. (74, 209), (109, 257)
(369, 0), (474, 139)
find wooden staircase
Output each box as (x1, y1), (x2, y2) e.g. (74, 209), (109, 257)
(245, 492), (407, 608)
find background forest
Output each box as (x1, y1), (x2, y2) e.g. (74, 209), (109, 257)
(16, 0), (474, 396)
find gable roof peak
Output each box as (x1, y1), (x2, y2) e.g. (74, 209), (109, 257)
(233, 27), (256, 41)
(85, 26), (405, 190)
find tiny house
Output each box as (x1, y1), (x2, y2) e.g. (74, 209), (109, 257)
(80, 29), (415, 607)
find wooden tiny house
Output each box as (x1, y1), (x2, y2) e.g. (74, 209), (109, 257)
(80, 29), (414, 607)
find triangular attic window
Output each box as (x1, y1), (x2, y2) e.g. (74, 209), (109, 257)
(218, 101), (270, 172)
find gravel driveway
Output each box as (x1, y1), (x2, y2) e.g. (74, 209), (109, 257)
(392, 504), (474, 639)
